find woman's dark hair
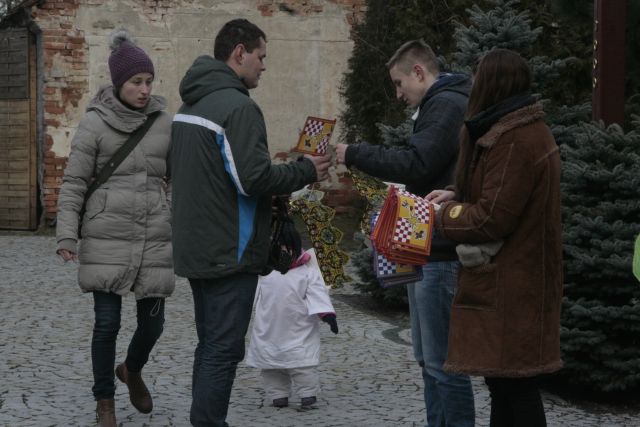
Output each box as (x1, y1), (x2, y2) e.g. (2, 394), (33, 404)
(466, 49), (532, 118)
(454, 49), (532, 195)
(214, 19), (267, 61)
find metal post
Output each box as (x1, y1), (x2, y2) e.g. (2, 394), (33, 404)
(592, 0), (626, 126)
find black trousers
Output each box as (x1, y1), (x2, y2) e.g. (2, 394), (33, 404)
(91, 291), (165, 400)
(485, 376), (547, 427)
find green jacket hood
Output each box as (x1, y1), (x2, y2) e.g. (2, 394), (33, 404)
(179, 55), (249, 105)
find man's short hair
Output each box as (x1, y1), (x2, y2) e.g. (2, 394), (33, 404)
(214, 19), (267, 61)
(386, 39), (439, 75)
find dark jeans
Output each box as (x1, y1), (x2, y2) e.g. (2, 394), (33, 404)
(189, 274), (258, 427)
(485, 377), (547, 427)
(91, 292), (165, 400)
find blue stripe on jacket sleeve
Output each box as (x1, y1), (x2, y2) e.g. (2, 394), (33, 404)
(215, 132), (248, 196)
(213, 133), (257, 261)
(174, 113), (258, 263)
(237, 195), (258, 262)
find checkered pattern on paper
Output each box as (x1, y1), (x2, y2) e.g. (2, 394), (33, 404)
(398, 190), (431, 222)
(371, 212), (380, 227)
(392, 217), (412, 243)
(376, 254), (397, 276)
(316, 135), (330, 154)
(412, 200), (430, 222)
(304, 119), (325, 136)
(372, 212), (399, 277)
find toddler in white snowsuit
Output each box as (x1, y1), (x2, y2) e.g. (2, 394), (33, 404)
(246, 221), (338, 408)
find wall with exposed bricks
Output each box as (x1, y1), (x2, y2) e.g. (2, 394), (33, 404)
(25, 0), (365, 223)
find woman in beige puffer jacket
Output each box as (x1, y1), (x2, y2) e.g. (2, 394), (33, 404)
(55, 31), (173, 426)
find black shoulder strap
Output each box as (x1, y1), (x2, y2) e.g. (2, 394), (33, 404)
(82, 111), (160, 208)
(270, 196), (293, 244)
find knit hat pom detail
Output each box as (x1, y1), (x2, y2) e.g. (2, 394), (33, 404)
(109, 29), (134, 52)
(108, 29), (154, 88)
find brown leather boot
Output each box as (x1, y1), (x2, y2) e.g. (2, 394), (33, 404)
(115, 362), (153, 413)
(96, 399), (116, 427)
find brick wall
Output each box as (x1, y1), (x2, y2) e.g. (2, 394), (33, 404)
(31, 0), (367, 224)
(258, 0), (367, 215)
(257, 0), (367, 25)
(32, 0), (89, 223)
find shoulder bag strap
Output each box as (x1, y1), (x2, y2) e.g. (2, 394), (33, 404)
(80, 111), (160, 215)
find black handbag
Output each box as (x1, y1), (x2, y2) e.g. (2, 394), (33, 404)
(77, 112), (160, 238)
(266, 196), (296, 274)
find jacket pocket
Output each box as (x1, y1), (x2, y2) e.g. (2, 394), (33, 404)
(453, 263), (498, 310)
(85, 190), (107, 219)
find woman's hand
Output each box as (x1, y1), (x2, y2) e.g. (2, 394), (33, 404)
(425, 189), (456, 205)
(57, 249), (78, 263)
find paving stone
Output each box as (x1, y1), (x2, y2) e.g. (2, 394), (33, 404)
(1, 235), (638, 426)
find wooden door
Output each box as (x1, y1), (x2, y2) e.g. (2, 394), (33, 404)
(0, 27), (37, 230)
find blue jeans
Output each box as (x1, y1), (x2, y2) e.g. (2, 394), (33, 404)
(407, 261), (475, 427)
(189, 274), (257, 427)
(91, 292), (165, 400)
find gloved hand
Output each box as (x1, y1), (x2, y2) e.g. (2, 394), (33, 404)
(321, 313), (339, 334)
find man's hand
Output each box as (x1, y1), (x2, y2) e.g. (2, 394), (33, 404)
(424, 189), (456, 205)
(305, 154), (331, 181)
(335, 143), (348, 165)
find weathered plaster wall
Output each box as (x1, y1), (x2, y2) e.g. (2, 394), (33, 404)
(34, 0), (365, 221)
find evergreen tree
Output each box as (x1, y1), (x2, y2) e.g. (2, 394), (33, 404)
(448, 0), (640, 394)
(340, 0), (479, 146)
(343, 0), (478, 303)
(549, 0), (640, 123)
(376, 110), (413, 147)
(340, 0), (594, 148)
(451, 0), (583, 125)
(559, 117), (640, 392)
(350, 246), (409, 306)
(348, 112), (414, 304)
(348, 0), (590, 304)
(349, 0), (640, 394)
(452, 0), (542, 70)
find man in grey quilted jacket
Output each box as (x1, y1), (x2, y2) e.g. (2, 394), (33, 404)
(171, 19), (331, 427)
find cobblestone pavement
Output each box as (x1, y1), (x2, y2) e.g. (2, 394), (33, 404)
(1, 235), (638, 426)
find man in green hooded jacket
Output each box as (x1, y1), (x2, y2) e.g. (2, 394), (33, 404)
(171, 19), (331, 426)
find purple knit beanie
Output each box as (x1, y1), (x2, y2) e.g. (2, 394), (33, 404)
(108, 30), (154, 88)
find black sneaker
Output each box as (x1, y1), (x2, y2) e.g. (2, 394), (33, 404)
(300, 396), (317, 408)
(273, 397), (288, 408)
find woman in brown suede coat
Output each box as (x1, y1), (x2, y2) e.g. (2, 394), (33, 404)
(427, 49), (562, 426)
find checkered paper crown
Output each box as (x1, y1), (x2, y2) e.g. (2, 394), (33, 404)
(370, 212), (423, 288)
(371, 186), (435, 266)
(293, 116), (336, 155)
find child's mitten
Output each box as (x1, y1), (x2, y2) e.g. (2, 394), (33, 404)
(321, 313), (339, 334)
